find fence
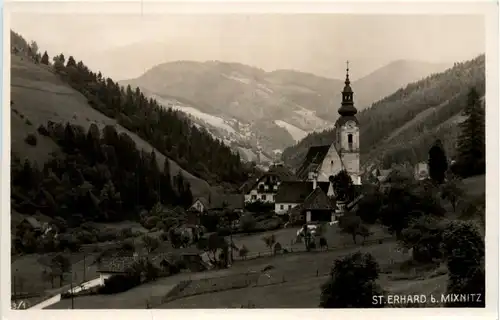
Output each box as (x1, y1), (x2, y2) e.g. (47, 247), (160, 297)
(157, 263), (335, 307)
(232, 235), (394, 261)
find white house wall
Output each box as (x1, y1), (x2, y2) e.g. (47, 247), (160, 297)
(317, 144), (344, 182)
(245, 190), (276, 203)
(274, 202), (299, 215)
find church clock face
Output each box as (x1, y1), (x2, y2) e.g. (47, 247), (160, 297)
(345, 121), (356, 129)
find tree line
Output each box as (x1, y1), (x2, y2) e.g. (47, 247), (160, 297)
(12, 31), (252, 188)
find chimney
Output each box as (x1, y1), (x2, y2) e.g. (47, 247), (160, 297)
(312, 172), (318, 190)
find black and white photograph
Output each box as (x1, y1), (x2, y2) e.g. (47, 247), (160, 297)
(4, 1), (497, 313)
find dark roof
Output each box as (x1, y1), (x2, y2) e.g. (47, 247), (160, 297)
(346, 194), (365, 211)
(302, 187), (336, 210)
(296, 145), (331, 180)
(23, 217), (42, 229)
(208, 194), (244, 210)
(275, 181), (329, 203)
(240, 168), (295, 194)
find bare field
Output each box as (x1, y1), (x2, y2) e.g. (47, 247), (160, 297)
(10, 54), (211, 198)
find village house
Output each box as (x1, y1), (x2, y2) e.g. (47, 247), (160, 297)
(288, 185), (338, 224)
(240, 165), (296, 205)
(414, 162), (430, 180)
(18, 217), (42, 234)
(97, 247), (209, 282)
(274, 177), (335, 215)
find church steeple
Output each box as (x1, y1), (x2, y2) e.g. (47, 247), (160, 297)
(338, 61), (357, 117)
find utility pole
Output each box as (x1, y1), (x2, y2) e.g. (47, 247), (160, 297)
(13, 275), (17, 300)
(70, 274), (74, 309)
(83, 253), (86, 282)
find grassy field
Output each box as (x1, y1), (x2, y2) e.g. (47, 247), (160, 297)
(461, 174), (485, 198)
(231, 223), (390, 257)
(45, 237), (418, 309)
(159, 239), (448, 308)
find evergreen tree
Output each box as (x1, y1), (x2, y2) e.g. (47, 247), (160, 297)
(66, 56), (76, 68)
(455, 87), (485, 177)
(428, 139), (448, 184)
(41, 51), (49, 65)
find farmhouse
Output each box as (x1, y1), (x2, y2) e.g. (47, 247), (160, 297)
(241, 165), (295, 204)
(19, 217), (42, 233)
(274, 180), (335, 215)
(289, 186), (338, 224)
(414, 162), (430, 180)
(97, 248), (209, 281)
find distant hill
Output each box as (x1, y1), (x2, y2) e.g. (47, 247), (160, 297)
(281, 55), (485, 171)
(119, 59), (450, 160)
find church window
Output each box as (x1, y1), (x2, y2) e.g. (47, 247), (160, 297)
(348, 134), (353, 150)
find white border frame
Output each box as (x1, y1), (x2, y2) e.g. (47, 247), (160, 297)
(2, 1), (499, 320)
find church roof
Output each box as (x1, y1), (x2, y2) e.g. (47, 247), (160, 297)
(275, 181), (329, 203)
(296, 145), (331, 180)
(302, 187), (336, 210)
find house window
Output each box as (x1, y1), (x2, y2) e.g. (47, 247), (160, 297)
(288, 205), (292, 209)
(264, 185), (269, 191)
(348, 134), (353, 150)
(251, 195), (257, 200)
(280, 204), (284, 210)
(261, 195), (266, 201)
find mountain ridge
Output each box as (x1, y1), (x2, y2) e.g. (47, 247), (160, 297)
(120, 59), (451, 164)
(281, 54), (485, 172)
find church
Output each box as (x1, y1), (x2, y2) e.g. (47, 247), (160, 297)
(274, 63), (361, 224)
(295, 62), (361, 185)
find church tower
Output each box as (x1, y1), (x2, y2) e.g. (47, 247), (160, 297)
(335, 61), (361, 185)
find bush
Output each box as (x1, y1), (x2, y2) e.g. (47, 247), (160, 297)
(319, 252), (384, 308)
(24, 134), (37, 146)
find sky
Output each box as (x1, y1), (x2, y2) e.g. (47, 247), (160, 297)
(10, 14), (485, 80)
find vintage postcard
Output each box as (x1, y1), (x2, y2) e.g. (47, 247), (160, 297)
(2, 1), (498, 319)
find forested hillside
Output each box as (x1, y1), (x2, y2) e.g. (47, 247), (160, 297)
(10, 30), (254, 230)
(282, 55), (485, 169)
(12, 31), (251, 187)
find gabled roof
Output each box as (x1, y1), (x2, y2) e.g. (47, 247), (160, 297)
(240, 166), (296, 194)
(295, 145), (331, 180)
(275, 181), (329, 203)
(23, 217), (42, 229)
(191, 197), (210, 209)
(302, 187), (336, 210)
